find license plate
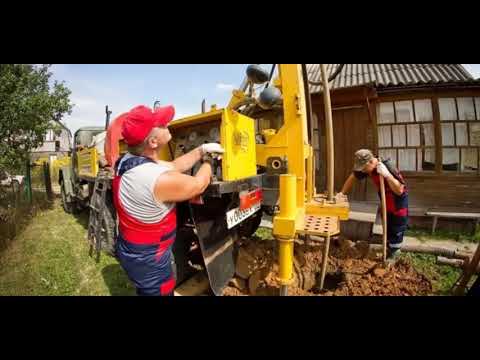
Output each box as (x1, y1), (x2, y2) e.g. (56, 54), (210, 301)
(226, 202), (261, 229)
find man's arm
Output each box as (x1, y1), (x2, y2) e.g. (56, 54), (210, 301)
(340, 173), (357, 195)
(170, 146), (203, 173)
(384, 176), (405, 196)
(169, 143), (224, 173)
(153, 163), (212, 202)
(376, 163), (405, 196)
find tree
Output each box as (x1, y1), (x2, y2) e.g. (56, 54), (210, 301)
(0, 64), (73, 171)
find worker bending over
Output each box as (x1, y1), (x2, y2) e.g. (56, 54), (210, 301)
(337, 149), (408, 260)
(113, 105), (223, 296)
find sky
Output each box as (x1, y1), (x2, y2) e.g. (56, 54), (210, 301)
(50, 64), (249, 134)
(50, 64), (480, 134)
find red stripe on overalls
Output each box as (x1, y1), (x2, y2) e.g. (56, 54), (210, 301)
(112, 171), (176, 260)
(160, 278), (176, 295)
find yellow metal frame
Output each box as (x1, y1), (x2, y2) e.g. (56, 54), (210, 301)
(77, 147), (99, 179)
(220, 109), (256, 181)
(169, 108), (257, 182)
(250, 65), (350, 227)
(226, 65), (350, 291)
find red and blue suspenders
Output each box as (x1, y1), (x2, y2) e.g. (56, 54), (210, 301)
(112, 155), (177, 296)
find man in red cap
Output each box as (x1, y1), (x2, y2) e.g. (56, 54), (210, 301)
(112, 105), (224, 296)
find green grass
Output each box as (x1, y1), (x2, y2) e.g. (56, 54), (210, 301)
(1, 190), (54, 251)
(398, 252), (463, 295)
(1, 203), (475, 296)
(0, 199), (135, 296)
(254, 227), (273, 241)
(405, 226), (480, 244)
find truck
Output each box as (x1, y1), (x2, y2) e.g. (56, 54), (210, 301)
(59, 64), (350, 295)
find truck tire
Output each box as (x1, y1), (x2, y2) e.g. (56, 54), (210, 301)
(60, 180), (74, 214)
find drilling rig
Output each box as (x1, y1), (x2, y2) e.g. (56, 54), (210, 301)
(59, 64), (350, 295)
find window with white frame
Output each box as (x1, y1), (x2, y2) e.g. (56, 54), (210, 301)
(44, 129), (55, 142)
(377, 99), (435, 172)
(439, 97), (480, 173)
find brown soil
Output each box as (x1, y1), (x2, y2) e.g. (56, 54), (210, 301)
(222, 237), (432, 296)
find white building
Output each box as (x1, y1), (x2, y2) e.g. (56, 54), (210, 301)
(30, 121), (71, 162)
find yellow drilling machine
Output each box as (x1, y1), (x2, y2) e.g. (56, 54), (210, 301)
(59, 64), (350, 296)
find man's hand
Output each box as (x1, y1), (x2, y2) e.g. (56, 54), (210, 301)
(377, 162), (404, 195)
(335, 192), (346, 202)
(201, 143), (224, 157)
(172, 143), (223, 173)
(376, 162), (392, 179)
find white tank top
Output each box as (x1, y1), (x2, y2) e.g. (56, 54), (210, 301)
(118, 153), (175, 224)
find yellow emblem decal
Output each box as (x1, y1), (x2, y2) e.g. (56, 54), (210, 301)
(233, 130), (249, 152)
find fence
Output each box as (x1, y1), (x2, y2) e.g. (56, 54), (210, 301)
(0, 157), (61, 250)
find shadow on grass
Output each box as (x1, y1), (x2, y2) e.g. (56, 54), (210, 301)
(72, 208), (89, 230)
(101, 263), (136, 296)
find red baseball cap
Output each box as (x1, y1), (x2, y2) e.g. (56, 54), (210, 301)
(122, 105), (175, 146)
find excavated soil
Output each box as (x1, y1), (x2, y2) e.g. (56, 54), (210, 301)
(222, 236), (432, 296)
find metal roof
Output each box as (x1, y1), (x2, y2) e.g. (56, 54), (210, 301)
(307, 64), (477, 93)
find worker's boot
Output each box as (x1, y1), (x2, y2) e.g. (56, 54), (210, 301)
(386, 248), (401, 266)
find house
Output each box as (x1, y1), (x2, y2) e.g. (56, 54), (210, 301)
(30, 120), (71, 163)
(307, 64), (480, 232)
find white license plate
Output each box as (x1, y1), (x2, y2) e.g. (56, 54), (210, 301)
(226, 202), (261, 229)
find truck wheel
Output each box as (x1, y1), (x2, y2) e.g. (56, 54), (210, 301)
(60, 180), (74, 213)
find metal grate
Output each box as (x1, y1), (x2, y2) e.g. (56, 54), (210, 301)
(299, 215), (340, 236)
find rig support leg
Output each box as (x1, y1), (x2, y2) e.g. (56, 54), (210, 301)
(274, 174), (297, 296)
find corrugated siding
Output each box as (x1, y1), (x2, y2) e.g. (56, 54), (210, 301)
(307, 64), (476, 93)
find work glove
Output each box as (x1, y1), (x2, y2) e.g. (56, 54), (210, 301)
(376, 162), (392, 179)
(335, 192), (346, 202)
(201, 143), (224, 159)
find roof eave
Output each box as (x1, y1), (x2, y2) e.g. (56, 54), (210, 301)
(376, 80), (480, 93)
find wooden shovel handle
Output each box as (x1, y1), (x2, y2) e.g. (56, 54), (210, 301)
(379, 176), (387, 262)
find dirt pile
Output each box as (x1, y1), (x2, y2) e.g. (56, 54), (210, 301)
(222, 237), (432, 296)
(323, 259), (432, 296)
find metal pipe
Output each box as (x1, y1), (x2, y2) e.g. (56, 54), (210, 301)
(277, 174), (296, 296)
(320, 64), (334, 202)
(319, 234), (331, 290)
(105, 105), (112, 130)
(264, 64), (277, 89)
(306, 148), (314, 201)
(25, 158), (32, 204)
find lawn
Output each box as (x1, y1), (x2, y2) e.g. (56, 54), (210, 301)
(405, 226), (480, 244)
(0, 199), (135, 296)
(397, 252), (463, 295)
(0, 201), (475, 296)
